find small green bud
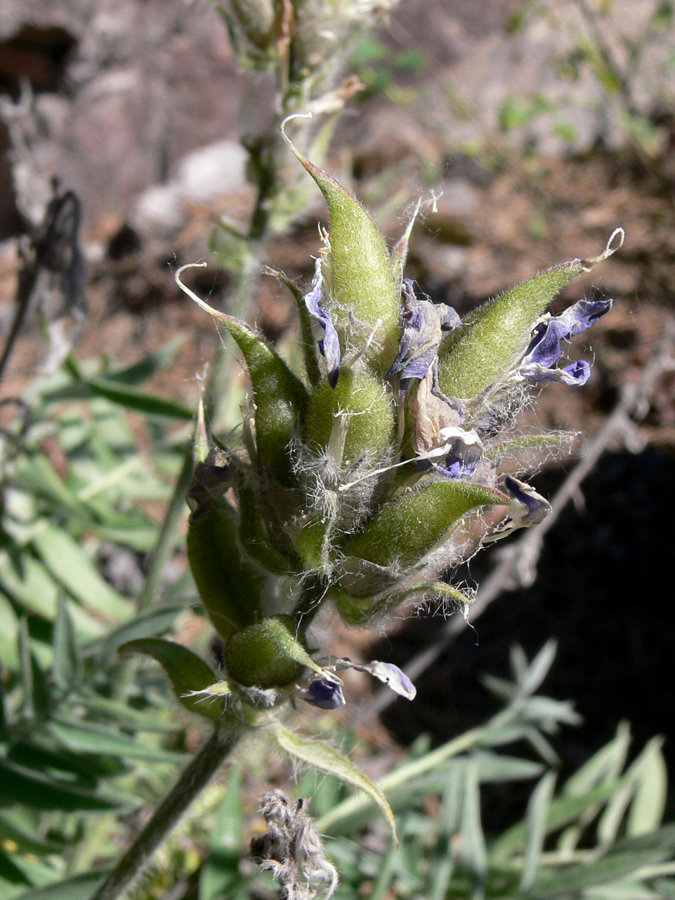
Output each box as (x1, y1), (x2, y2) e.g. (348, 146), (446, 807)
(304, 367), (396, 469)
(187, 497), (266, 639)
(343, 480), (507, 568)
(224, 616), (313, 689)
(282, 118), (401, 373)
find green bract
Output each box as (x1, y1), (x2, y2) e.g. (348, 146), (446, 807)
(305, 367), (396, 469)
(282, 118), (401, 374)
(343, 480), (507, 568)
(224, 616), (314, 688)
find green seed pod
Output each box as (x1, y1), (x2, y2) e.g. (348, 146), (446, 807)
(224, 615), (314, 689)
(438, 260), (588, 401)
(187, 497), (266, 639)
(176, 269), (308, 486)
(234, 470), (299, 574)
(225, 317), (308, 484)
(282, 122), (401, 373)
(343, 480), (507, 568)
(437, 230), (625, 401)
(305, 367), (396, 469)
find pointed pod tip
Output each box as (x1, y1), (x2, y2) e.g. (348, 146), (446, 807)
(581, 227), (625, 269)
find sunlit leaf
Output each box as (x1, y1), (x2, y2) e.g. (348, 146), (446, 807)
(52, 594), (81, 692)
(31, 525), (131, 621)
(47, 716), (187, 763)
(271, 721), (397, 842)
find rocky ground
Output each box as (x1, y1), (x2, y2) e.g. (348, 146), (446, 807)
(1, 0), (675, 817)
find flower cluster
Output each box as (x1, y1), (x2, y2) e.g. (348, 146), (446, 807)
(174, 119), (622, 718)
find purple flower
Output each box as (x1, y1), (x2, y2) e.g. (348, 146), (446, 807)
(315, 657), (417, 702)
(387, 281), (460, 395)
(503, 475), (551, 527)
(483, 474), (551, 544)
(305, 677), (345, 710)
(415, 425), (483, 479)
(518, 297), (612, 385)
(304, 266), (341, 387)
(364, 661), (416, 700)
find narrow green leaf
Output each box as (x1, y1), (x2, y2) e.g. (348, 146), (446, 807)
(0, 846), (32, 886)
(564, 722), (631, 796)
(11, 454), (80, 513)
(462, 761), (487, 881)
(271, 721), (398, 842)
(530, 827), (675, 898)
(9, 871), (110, 900)
(47, 717), (187, 762)
(18, 618), (50, 720)
(627, 738), (668, 836)
(74, 691), (175, 732)
(41, 375), (193, 418)
(0, 548), (59, 620)
(103, 337), (184, 386)
(517, 640), (558, 696)
(31, 525), (131, 621)
(8, 736), (126, 782)
(0, 810), (68, 855)
(85, 378), (194, 419)
(0, 594), (20, 671)
(52, 594), (81, 692)
(120, 638), (222, 719)
(492, 781), (626, 860)
(0, 758), (131, 811)
(520, 771), (556, 891)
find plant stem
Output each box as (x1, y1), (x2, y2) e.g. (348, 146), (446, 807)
(89, 724), (238, 900)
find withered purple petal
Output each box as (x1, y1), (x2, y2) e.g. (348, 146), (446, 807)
(305, 677), (345, 710)
(521, 297), (612, 385)
(521, 359), (591, 385)
(366, 661), (416, 699)
(387, 281), (460, 393)
(304, 278), (341, 388)
(432, 440), (482, 479)
(504, 474), (551, 526)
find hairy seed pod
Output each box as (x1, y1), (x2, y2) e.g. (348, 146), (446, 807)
(343, 480), (507, 568)
(187, 497), (266, 639)
(224, 615), (313, 688)
(305, 367), (396, 469)
(438, 259), (589, 400)
(284, 126), (401, 373)
(216, 313), (308, 485)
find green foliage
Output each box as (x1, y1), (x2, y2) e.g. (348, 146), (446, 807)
(349, 37), (427, 102)
(186, 645), (675, 900)
(0, 342), (209, 897)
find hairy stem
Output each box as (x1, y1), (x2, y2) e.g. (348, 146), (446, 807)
(89, 725), (238, 900)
